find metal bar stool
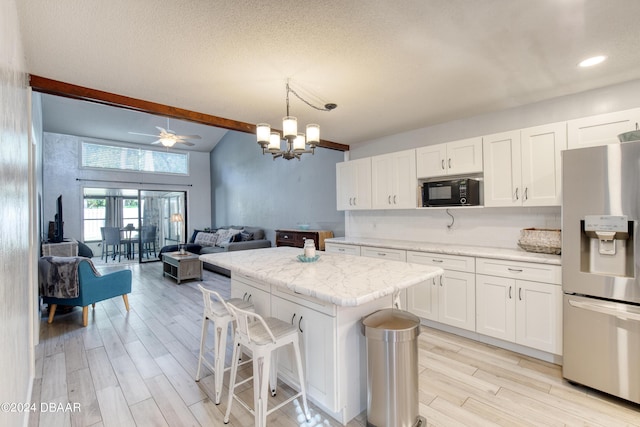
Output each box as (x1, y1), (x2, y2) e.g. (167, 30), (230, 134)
(223, 302), (311, 427)
(195, 285), (253, 404)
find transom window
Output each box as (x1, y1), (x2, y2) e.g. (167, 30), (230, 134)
(81, 142), (188, 175)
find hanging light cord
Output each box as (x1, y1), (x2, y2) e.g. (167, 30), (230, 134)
(286, 80), (337, 113)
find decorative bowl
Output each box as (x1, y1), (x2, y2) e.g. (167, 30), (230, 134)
(297, 254), (319, 263)
(298, 224), (311, 230)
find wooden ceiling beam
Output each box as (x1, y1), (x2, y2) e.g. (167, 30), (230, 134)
(28, 75), (350, 152)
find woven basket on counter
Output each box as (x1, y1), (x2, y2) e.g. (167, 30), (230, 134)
(517, 228), (561, 255)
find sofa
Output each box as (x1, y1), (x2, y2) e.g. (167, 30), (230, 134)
(159, 226), (271, 276)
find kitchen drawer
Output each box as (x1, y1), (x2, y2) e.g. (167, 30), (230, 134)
(476, 258), (561, 285)
(407, 251), (475, 273)
(325, 242), (361, 256)
(361, 246), (407, 262)
(272, 286), (337, 317)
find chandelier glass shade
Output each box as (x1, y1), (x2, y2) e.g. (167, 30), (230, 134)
(257, 81), (334, 160)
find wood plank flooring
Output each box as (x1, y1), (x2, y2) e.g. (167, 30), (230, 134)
(30, 261), (640, 426)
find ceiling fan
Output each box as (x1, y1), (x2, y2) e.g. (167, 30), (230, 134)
(129, 118), (201, 147)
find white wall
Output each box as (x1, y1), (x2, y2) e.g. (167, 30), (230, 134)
(0, 1), (33, 427)
(42, 133), (212, 244)
(346, 79), (640, 249)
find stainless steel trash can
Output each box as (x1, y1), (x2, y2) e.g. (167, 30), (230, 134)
(362, 308), (425, 427)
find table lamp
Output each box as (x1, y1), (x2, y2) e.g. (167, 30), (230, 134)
(170, 213), (185, 254)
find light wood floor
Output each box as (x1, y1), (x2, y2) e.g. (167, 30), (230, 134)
(30, 262), (640, 427)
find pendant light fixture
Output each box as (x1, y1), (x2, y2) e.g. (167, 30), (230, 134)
(257, 80), (336, 160)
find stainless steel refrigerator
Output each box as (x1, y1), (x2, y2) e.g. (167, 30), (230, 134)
(562, 141), (640, 404)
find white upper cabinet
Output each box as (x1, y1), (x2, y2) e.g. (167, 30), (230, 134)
(416, 137), (483, 178)
(567, 108), (640, 149)
(520, 122), (566, 206)
(484, 123), (566, 207)
(483, 130), (521, 207)
(371, 149), (417, 209)
(336, 157), (371, 210)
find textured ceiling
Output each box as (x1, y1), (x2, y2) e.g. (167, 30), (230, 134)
(15, 0), (640, 151)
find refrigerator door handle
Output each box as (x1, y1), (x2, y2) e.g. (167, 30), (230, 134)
(568, 299), (640, 322)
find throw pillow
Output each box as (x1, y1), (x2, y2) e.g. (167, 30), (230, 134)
(240, 231), (254, 241)
(214, 228), (243, 246)
(194, 232), (217, 247)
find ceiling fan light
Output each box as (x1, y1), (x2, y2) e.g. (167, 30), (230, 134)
(160, 137), (176, 147)
(283, 116), (297, 139)
(306, 124), (320, 145)
(268, 132), (282, 153)
(293, 133), (306, 151)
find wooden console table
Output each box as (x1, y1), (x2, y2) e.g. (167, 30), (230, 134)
(162, 252), (202, 284)
(275, 229), (334, 250)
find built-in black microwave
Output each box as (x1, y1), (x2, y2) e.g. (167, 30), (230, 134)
(422, 178), (480, 207)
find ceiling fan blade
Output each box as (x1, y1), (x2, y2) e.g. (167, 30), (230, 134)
(176, 140), (195, 146)
(155, 126), (168, 134)
(150, 140), (162, 145)
(177, 134), (202, 140)
(128, 132), (160, 137)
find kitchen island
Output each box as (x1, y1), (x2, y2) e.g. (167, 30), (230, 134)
(199, 246), (443, 424)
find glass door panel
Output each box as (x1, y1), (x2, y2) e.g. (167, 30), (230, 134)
(138, 190), (186, 263)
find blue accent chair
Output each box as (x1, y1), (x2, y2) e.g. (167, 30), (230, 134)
(43, 259), (132, 326)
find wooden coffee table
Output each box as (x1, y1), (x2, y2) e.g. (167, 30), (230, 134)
(162, 251), (202, 284)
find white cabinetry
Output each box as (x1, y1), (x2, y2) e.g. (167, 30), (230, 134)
(231, 273), (271, 316)
(271, 290), (337, 411)
(483, 123), (566, 207)
(405, 251), (476, 332)
(416, 137), (483, 178)
(360, 246), (407, 262)
(371, 149), (417, 209)
(475, 258), (562, 354)
(567, 108), (640, 149)
(336, 158), (372, 210)
(325, 242), (361, 256)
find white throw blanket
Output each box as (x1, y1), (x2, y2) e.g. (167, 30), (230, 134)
(38, 256), (99, 299)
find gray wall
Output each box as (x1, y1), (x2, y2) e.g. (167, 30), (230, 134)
(210, 131), (345, 243)
(1, 1), (35, 426)
(42, 133), (213, 244)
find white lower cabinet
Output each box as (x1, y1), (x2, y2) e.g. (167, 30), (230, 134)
(231, 273), (271, 316)
(406, 251), (476, 332)
(475, 258), (562, 354)
(324, 242), (361, 256)
(270, 292), (337, 411)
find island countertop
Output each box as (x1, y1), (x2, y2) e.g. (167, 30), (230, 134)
(199, 246), (443, 307)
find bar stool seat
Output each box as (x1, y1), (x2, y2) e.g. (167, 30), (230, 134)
(195, 285), (253, 405)
(224, 302), (311, 427)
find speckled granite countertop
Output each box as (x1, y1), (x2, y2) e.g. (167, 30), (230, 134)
(200, 246), (443, 307)
(324, 237), (562, 265)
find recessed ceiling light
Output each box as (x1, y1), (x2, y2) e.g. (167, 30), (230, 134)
(579, 55), (607, 68)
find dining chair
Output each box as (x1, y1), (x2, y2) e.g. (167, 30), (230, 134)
(101, 226), (122, 262)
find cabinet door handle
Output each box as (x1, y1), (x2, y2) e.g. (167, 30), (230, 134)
(388, 195), (392, 204)
(353, 197), (356, 206)
(439, 276), (443, 286)
(508, 268), (523, 273)
(524, 187), (528, 201)
(448, 158), (452, 169)
(247, 294), (252, 302)
(514, 188), (519, 201)
(509, 286), (512, 299)
(431, 259), (444, 263)
(432, 278), (437, 286)
(377, 252), (386, 256)
(298, 316), (303, 333)
(291, 313), (296, 325)
(441, 159), (445, 170)
(243, 292), (248, 301)
(338, 248), (345, 252)
(393, 195), (397, 204)
(519, 287), (523, 301)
